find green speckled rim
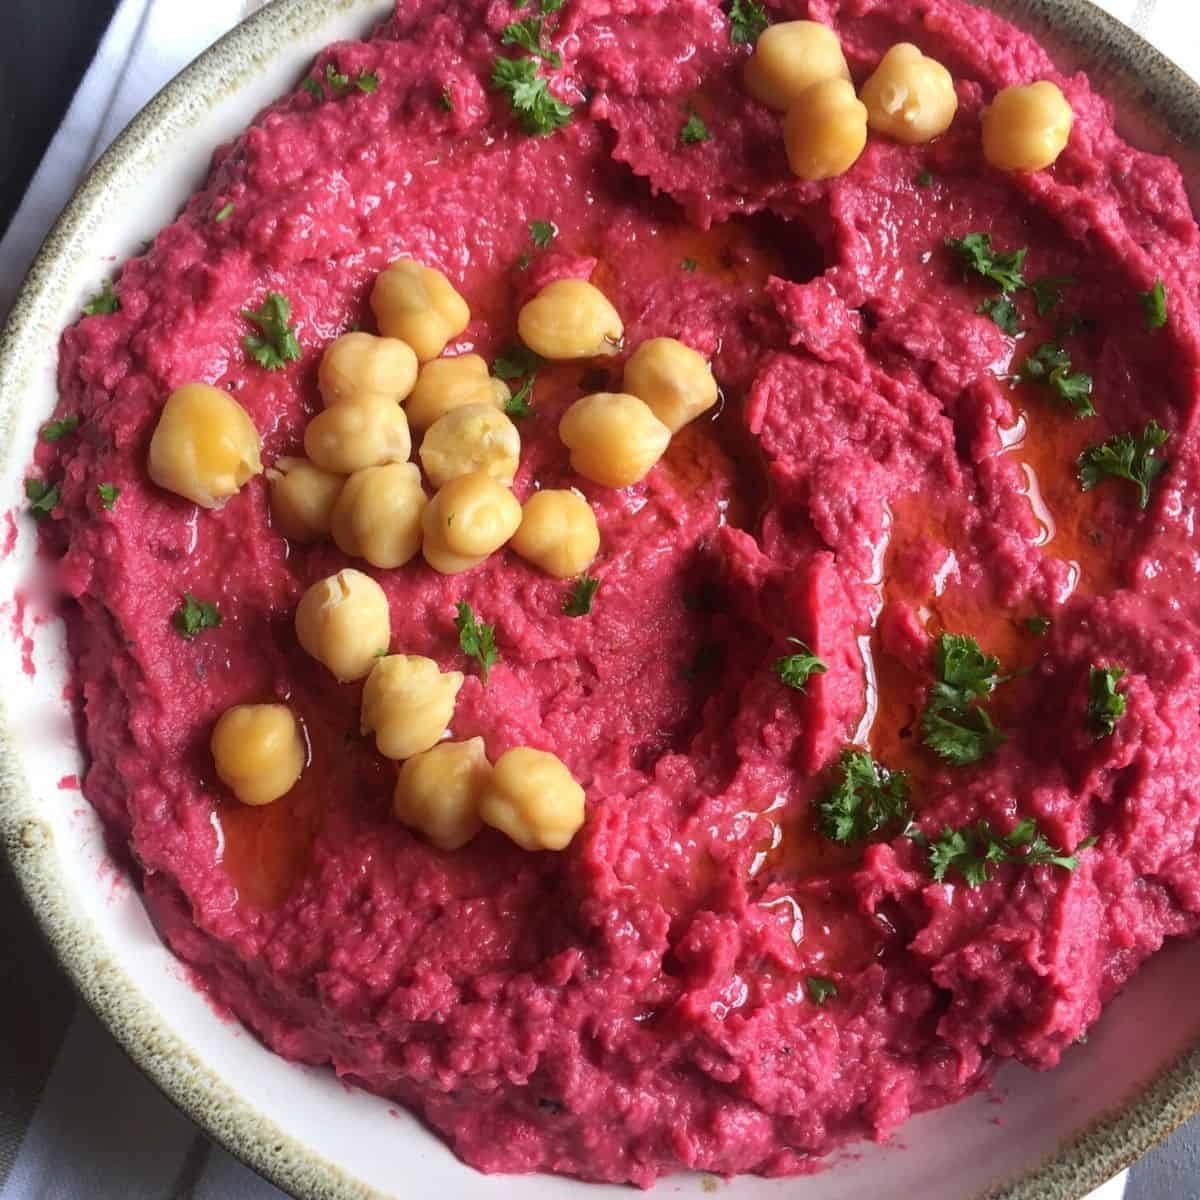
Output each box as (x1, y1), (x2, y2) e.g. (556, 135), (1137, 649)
(1, 2), (1199, 1198)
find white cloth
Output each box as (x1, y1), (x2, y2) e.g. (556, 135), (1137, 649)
(4, 0), (1199, 1195)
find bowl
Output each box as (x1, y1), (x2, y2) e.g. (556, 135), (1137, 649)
(2, 2), (1199, 1196)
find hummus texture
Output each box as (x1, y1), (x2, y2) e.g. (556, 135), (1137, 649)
(35, 0), (1200, 1186)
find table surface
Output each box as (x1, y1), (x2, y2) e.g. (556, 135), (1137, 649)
(2, 2), (1200, 1199)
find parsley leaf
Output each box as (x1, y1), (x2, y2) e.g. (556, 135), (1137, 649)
(1025, 615), (1051, 637)
(25, 478), (59, 518)
(564, 575), (600, 616)
(241, 292), (302, 371)
(492, 55), (573, 136)
(505, 377), (534, 418)
(927, 633), (1001, 710)
(172, 592), (222, 639)
(978, 296), (1020, 335)
(325, 63), (350, 91)
(922, 706), (1006, 766)
(728, 0), (769, 46)
(40, 414), (79, 442)
(355, 70), (379, 94)
(1018, 342), (1095, 418)
(502, 17), (561, 66)
(455, 601), (498, 684)
(817, 748), (911, 844)
(772, 638), (827, 692)
(921, 818), (1085, 886)
(529, 219), (556, 247)
(1087, 664), (1127, 738)
(681, 257), (698, 272)
(1077, 420), (1169, 510)
(1031, 275), (1075, 317)
(83, 280), (119, 316)
(945, 233), (1028, 294)
(214, 201), (234, 223)
(1140, 278), (1167, 332)
(495, 345), (539, 418)
(97, 483), (120, 511)
(302, 77), (323, 102)
(806, 976), (838, 1005)
(680, 112), (711, 145)
(921, 633), (1007, 766)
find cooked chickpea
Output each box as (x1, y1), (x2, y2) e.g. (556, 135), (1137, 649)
(982, 80), (1073, 172)
(511, 490), (600, 579)
(783, 77), (869, 182)
(622, 337), (718, 433)
(558, 392), (671, 488)
(517, 279), (623, 360)
(743, 20), (850, 112)
(211, 703), (305, 807)
(266, 457), (344, 543)
(406, 353), (509, 433)
(318, 332), (418, 408)
(370, 259), (470, 361)
(303, 401), (411, 475)
(421, 472), (522, 575)
(361, 654), (464, 761)
(147, 382), (262, 508)
(330, 462), (427, 569)
(394, 737), (491, 851)
(479, 747), (585, 851)
(859, 43), (958, 144)
(295, 568), (391, 682)
(420, 404), (521, 489)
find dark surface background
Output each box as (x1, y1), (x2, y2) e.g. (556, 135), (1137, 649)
(0, 0), (120, 235)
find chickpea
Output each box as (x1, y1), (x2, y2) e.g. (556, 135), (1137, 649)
(859, 43), (958, 144)
(318, 332), (418, 408)
(558, 392), (671, 488)
(743, 20), (850, 112)
(266, 457), (344, 543)
(295, 568), (391, 682)
(394, 737), (491, 851)
(361, 654), (464, 761)
(303, 400), (411, 475)
(147, 382), (262, 508)
(211, 703), (305, 807)
(622, 337), (718, 433)
(330, 462), (427, 569)
(370, 259), (470, 361)
(420, 404), (521, 489)
(479, 747), (585, 851)
(511, 490), (600, 579)
(982, 81), (1073, 172)
(421, 472), (523, 574)
(517, 279), (623, 360)
(406, 353), (509, 433)
(783, 77), (869, 182)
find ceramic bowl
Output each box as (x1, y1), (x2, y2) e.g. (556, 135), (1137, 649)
(2, 2), (1199, 1197)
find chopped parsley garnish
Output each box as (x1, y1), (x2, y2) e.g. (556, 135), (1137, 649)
(529, 219), (556, 248)
(214, 202), (234, 223)
(326, 64), (350, 91)
(40, 414), (79, 442)
(83, 280), (119, 316)
(806, 976), (838, 1006)
(96, 483), (119, 511)
(945, 233), (1027, 294)
(25, 478), (59, 518)
(502, 16), (562, 67)
(1018, 342), (1095, 418)
(915, 169), (934, 188)
(771, 639), (826, 692)
(978, 296), (1020, 336)
(505, 379), (534, 418)
(355, 70), (380, 94)
(817, 748), (911, 845)
(919, 818), (1088, 887)
(172, 592), (222, 639)
(921, 633), (1007, 766)
(563, 575), (600, 617)
(1030, 275), (1075, 316)
(302, 77), (323, 101)
(681, 257), (698, 272)
(440, 85), (454, 111)
(728, 0), (769, 46)
(1087, 664), (1127, 738)
(241, 291), (301, 370)
(1077, 419), (1169, 510)
(494, 345), (540, 419)
(492, 5), (573, 138)
(1140, 278), (1167, 332)
(455, 601), (498, 683)
(679, 112), (711, 145)
(1024, 616), (1051, 637)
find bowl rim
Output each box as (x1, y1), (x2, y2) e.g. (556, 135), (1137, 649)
(3, 1), (1200, 1197)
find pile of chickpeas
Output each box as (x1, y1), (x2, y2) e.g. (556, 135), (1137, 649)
(746, 21), (1074, 180)
(148, 255), (719, 854)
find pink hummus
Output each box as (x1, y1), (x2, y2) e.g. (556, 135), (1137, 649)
(34, 0), (1200, 1186)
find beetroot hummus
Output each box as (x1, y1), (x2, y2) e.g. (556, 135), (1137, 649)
(32, 0), (1200, 1186)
